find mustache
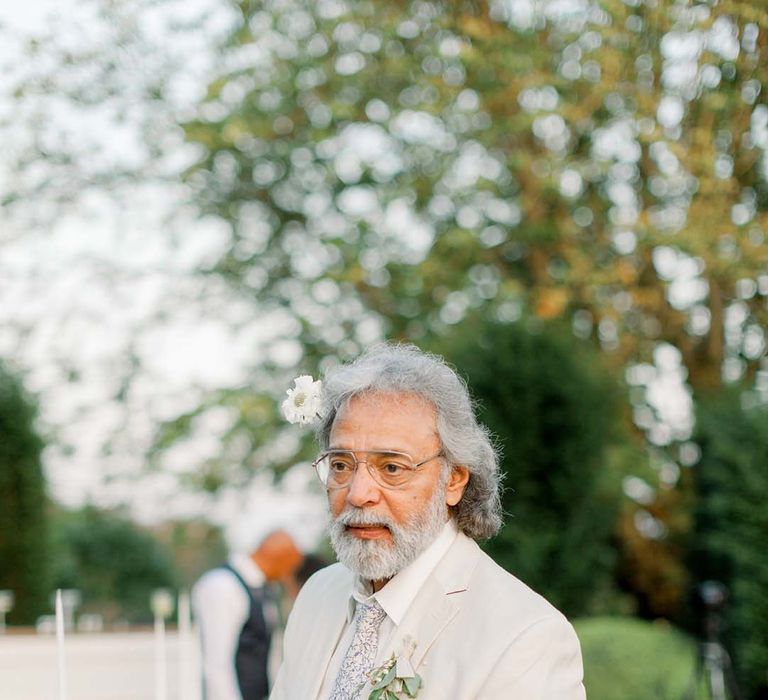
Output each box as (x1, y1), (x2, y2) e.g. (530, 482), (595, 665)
(334, 508), (395, 530)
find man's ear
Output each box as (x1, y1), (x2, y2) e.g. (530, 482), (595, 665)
(445, 466), (470, 507)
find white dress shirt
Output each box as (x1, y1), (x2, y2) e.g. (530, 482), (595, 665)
(318, 520), (458, 699)
(192, 554), (268, 700)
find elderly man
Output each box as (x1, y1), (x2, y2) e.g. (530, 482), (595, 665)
(270, 344), (586, 699)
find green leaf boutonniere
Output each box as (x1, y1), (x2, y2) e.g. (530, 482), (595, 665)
(365, 637), (423, 699)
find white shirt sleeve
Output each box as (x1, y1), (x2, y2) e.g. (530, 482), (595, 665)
(192, 568), (250, 700)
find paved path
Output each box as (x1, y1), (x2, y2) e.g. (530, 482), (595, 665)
(0, 631), (201, 700)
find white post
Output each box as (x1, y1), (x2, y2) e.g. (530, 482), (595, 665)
(177, 591), (192, 700)
(151, 589), (174, 700)
(0, 590), (14, 634)
(59, 590), (81, 632)
(55, 590), (68, 700)
(155, 614), (167, 700)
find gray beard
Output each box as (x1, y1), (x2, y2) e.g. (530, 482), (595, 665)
(328, 473), (449, 582)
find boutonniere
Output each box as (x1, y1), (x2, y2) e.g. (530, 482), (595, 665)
(281, 375), (323, 425)
(365, 637), (423, 699)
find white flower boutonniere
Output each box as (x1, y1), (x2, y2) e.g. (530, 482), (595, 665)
(365, 637), (423, 699)
(281, 375), (323, 425)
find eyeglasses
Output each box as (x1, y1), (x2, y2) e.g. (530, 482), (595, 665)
(312, 449), (443, 490)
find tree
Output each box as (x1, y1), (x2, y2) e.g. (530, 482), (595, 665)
(690, 389), (768, 698)
(434, 317), (624, 616)
(151, 517), (228, 587)
(0, 362), (49, 625)
(5, 0), (767, 475)
(52, 506), (178, 623)
(177, 0), (768, 394)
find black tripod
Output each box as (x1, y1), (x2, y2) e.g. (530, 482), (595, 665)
(683, 581), (742, 700)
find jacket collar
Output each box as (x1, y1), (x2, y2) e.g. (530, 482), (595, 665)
(300, 531), (481, 697)
(382, 531), (481, 669)
(351, 520), (459, 627)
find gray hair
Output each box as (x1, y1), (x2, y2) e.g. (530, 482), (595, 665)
(316, 343), (502, 540)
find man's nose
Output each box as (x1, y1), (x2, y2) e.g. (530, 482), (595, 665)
(345, 461), (380, 507)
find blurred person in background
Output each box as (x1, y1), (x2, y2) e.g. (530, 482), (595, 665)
(284, 553), (330, 601)
(193, 529), (303, 700)
(270, 344), (586, 700)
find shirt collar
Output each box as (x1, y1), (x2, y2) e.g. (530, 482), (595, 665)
(347, 519), (459, 626)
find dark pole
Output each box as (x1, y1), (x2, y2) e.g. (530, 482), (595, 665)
(682, 581), (742, 700)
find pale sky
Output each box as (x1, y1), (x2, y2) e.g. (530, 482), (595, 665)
(0, 0), (327, 549)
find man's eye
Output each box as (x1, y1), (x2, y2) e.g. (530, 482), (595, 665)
(330, 460), (352, 472)
(382, 462), (405, 475)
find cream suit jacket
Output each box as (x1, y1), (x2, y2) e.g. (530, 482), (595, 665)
(270, 531), (586, 699)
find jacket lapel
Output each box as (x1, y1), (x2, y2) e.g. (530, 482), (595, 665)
(383, 532), (481, 670)
(298, 569), (352, 699)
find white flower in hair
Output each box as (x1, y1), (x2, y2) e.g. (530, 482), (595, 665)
(282, 375), (323, 425)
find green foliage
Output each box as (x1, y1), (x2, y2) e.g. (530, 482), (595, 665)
(52, 506), (178, 623)
(435, 318), (624, 616)
(176, 0), (768, 392)
(691, 390), (768, 698)
(574, 616), (695, 700)
(151, 517), (228, 587)
(0, 362), (49, 625)
(149, 387), (307, 490)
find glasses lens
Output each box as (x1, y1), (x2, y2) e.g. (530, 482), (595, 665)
(316, 452), (356, 489)
(315, 451), (417, 489)
(368, 453), (415, 488)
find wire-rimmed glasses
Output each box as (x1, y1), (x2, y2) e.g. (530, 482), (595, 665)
(312, 449), (443, 490)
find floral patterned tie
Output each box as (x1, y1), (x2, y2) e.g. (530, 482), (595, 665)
(329, 599), (387, 700)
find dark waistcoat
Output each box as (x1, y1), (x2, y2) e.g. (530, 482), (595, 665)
(220, 563), (272, 700)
